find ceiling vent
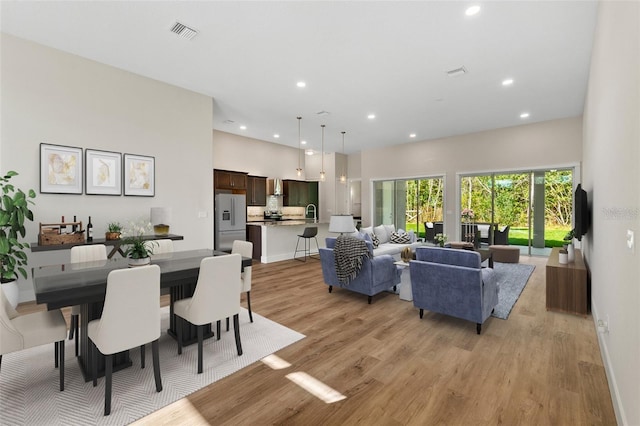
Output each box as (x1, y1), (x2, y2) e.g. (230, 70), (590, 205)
(446, 66), (468, 77)
(171, 22), (198, 40)
(316, 111), (331, 117)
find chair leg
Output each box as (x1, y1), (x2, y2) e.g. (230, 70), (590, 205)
(293, 237), (302, 261)
(216, 320), (221, 341)
(177, 316), (183, 355)
(233, 313), (243, 356)
(419, 308), (424, 319)
(104, 354), (112, 416)
(476, 323), (482, 335)
(226, 317), (230, 332)
(0, 354), (2, 371)
(197, 325), (204, 374)
(152, 339), (162, 392)
(328, 285), (333, 293)
(74, 322), (79, 357)
(69, 315), (76, 339)
(140, 344), (146, 369)
(59, 340), (65, 391)
(367, 295), (372, 304)
(92, 343), (98, 387)
(246, 291), (253, 323)
(54, 341), (59, 368)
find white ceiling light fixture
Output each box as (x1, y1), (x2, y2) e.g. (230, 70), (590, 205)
(465, 5), (481, 16)
(296, 116), (303, 177)
(296, 81), (306, 88)
(502, 78), (514, 86)
(367, 114), (376, 120)
(239, 125), (247, 130)
(301, 140), (307, 145)
(306, 149), (314, 156)
(170, 22), (198, 40)
(273, 134), (280, 138)
(520, 112), (530, 118)
(340, 131), (347, 183)
(320, 124), (326, 182)
(410, 133), (417, 138)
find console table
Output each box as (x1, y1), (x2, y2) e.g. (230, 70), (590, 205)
(546, 247), (589, 316)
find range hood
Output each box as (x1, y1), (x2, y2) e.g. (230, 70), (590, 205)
(268, 178), (283, 196)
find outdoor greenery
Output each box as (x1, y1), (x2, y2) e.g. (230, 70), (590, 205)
(401, 170), (574, 247)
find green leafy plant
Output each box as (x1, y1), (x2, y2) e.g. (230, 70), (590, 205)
(434, 233), (448, 247)
(121, 219), (156, 259)
(1, 171), (36, 282)
(564, 228), (575, 242)
(107, 222), (122, 233)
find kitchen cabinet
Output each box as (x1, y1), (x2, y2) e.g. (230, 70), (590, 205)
(283, 180), (318, 207)
(247, 176), (267, 206)
(247, 224), (262, 260)
(214, 169), (247, 191)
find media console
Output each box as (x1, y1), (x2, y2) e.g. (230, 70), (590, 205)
(546, 247), (589, 316)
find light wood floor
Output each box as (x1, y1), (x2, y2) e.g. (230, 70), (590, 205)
(18, 255), (616, 425)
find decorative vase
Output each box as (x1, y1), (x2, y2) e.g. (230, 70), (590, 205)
(401, 247), (413, 263)
(105, 232), (121, 241)
(128, 257), (151, 267)
(567, 243), (575, 262)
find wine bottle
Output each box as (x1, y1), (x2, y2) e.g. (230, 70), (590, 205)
(72, 215), (77, 233)
(60, 216), (66, 234)
(87, 216), (93, 242)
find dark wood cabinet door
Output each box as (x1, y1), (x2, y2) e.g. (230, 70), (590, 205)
(247, 176), (267, 206)
(215, 170), (247, 190)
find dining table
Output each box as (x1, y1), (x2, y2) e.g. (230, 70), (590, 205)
(32, 249), (252, 382)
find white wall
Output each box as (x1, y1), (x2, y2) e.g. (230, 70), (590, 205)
(359, 116), (583, 237)
(582, 2), (640, 424)
(1, 34), (214, 302)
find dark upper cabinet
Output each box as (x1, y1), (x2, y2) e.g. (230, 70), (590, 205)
(247, 176), (267, 206)
(214, 170), (247, 191)
(283, 180), (318, 207)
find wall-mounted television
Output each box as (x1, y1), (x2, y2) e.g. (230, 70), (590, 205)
(574, 183), (589, 241)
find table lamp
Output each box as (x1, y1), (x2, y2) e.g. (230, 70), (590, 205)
(150, 207), (172, 236)
(329, 214), (355, 235)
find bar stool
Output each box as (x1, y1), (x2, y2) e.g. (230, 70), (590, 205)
(294, 227), (319, 261)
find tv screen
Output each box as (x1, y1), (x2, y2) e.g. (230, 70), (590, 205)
(574, 184), (589, 241)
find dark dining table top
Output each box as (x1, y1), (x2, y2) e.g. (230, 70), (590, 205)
(32, 249), (252, 310)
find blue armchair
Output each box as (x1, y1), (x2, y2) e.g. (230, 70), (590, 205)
(410, 246), (499, 334)
(320, 238), (400, 304)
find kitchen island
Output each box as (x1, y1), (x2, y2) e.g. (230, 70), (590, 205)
(247, 220), (332, 263)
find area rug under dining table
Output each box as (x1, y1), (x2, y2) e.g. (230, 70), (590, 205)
(0, 307), (305, 426)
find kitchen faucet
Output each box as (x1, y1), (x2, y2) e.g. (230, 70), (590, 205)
(305, 203), (317, 222)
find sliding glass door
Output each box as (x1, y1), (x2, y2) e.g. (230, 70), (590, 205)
(460, 169), (573, 255)
(373, 177), (444, 237)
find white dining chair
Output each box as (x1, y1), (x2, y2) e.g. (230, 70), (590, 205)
(232, 240), (253, 323)
(0, 285), (67, 391)
(69, 244), (108, 356)
(88, 264), (163, 416)
(174, 254), (243, 374)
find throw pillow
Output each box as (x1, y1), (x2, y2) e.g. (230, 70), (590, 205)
(361, 226), (373, 236)
(369, 233), (380, 248)
(390, 231), (411, 244)
(374, 225), (389, 244)
(384, 224), (396, 240)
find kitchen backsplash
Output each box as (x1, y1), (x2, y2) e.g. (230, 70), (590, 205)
(247, 206), (305, 221)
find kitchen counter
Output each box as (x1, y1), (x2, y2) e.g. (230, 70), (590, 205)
(247, 221), (332, 263)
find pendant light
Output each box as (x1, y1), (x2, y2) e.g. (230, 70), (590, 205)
(296, 116), (303, 177)
(340, 131), (347, 183)
(319, 124), (326, 181)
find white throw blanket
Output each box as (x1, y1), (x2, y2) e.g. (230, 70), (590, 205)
(334, 235), (370, 285)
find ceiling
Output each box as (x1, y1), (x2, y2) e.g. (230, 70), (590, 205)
(0, 1), (598, 155)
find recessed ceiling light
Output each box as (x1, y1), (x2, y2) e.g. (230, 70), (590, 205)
(306, 149), (314, 156)
(273, 134), (280, 138)
(296, 81), (306, 88)
(520, 112), (530, 119)
(367, 114), (376, 120)
(502, 78), (514, 86)
(465, 5), (481, 16)
(409, 133), (417, 138)
(301, 140), (307, 145)
(239, 125), (247, 130)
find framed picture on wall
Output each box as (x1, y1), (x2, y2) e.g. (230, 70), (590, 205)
(123, 153), (155, 196)
(39, 143), (83, 194)
(85, 149), (122, 195)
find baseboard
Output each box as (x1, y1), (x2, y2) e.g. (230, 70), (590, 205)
(591, 299), (626, 425)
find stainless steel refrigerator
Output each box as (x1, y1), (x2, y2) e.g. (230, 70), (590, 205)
(215, 193), (246, 251)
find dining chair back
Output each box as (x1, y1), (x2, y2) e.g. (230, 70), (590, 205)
(87, 264), (162, 415)
(151, 239), (174, 255)
(68, 244), (108, 355)
(0, 285), (67, 391)
(173, 254), (243, 373)
(232, 240), (253, 322)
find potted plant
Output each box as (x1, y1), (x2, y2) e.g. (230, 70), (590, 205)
(434, 233), (448, 247)
(1, 171), (36, 307)
(563, 228), (576, 262)
(121, 220), (156, 266)
(105, 222), (122, 240)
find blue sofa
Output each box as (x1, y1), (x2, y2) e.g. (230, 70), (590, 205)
(410, 246), (499, 334)
(320, 238), (400, 304)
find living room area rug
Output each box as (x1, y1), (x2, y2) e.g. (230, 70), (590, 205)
(490, 262), (536, 320)
(0, 307), (305, 426)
